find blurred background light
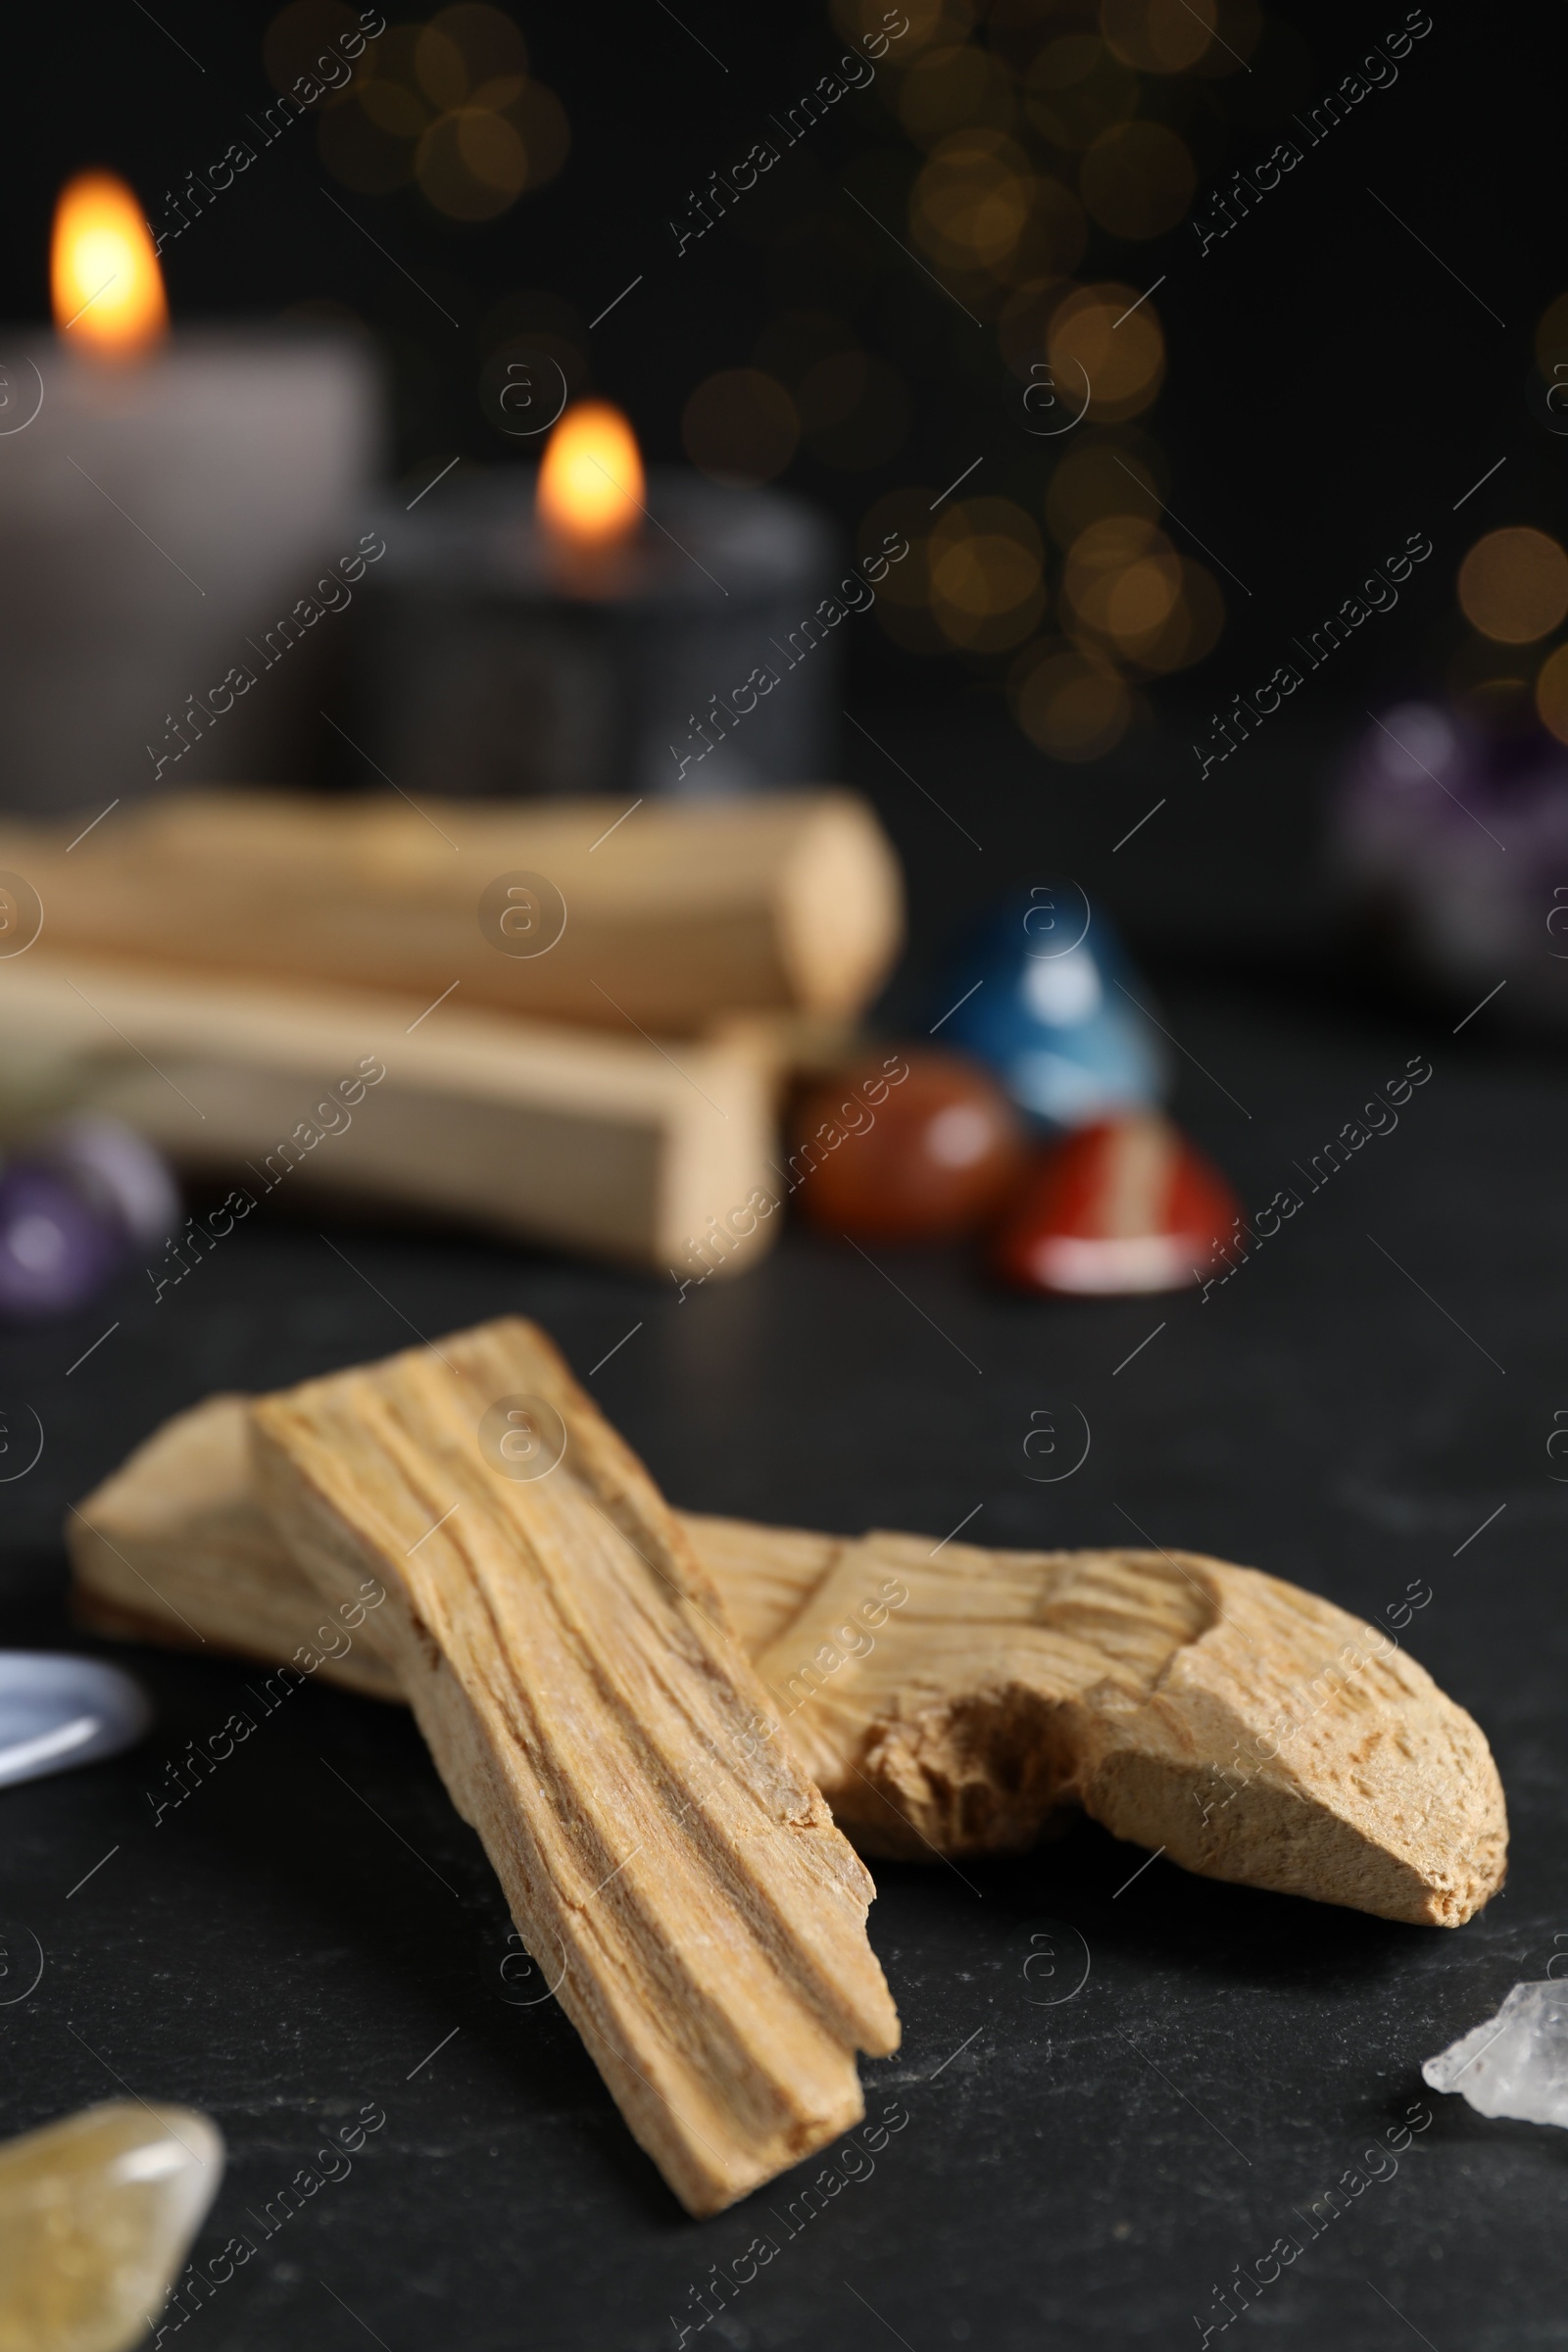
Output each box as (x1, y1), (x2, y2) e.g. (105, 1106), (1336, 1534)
(1457, 527), (1568, 645)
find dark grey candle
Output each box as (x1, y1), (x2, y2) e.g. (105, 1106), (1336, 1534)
(350, 466), (840, 799)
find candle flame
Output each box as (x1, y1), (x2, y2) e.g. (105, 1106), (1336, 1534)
(537, 402), (645, 552)
(51, 172), (168, 360)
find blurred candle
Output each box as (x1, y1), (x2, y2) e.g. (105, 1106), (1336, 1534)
(536, 399), (645, 563)
(0, 172), (379, 813)
(353, 398), (839, 799)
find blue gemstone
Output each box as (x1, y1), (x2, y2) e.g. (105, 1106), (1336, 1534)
(0, 1654), (152, 1789)
(927, 887), (1169, 1131)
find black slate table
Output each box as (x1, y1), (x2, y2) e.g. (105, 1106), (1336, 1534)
(0, 963), (1559, 2352)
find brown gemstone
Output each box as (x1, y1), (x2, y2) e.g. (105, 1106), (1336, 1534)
(790, 1051), (1024, 1242)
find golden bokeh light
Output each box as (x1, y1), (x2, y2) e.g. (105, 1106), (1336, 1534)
(833, 0), (973, 46)
(1048, 284), (1164, 420)
(681, 369), (799, 486)
(1080, 122), (1195, 240)
(930, 498), (1046, 651)
(1536, 290), (1568, 370)
(417, 104), (522, 217)
(1024, 36), (1137, 148)
(318, 24), (422, 191)
(415, 4), (526, 105)
(1187, 0), (1261, 75)
(1044, 438), (1164, 545)
(537, 403), (645, 554)
(1537, 643), (1568, 744)
(1134, 559), (1225, 672)
(1100, 0), (1215, 73)
(998, 277), (1071, 379)
(899, 44), (1017, 147)
(51, 172), (169, 359)
(1011, 643), (1133, 760)
(824, 0), (1222, 760)
(316, 5), (564, 215)
(912, 131), (1034, 274)
(1457, 527), (1568, 644)
(363, 74), (427, 136)
(1062, 514), (1180, 649)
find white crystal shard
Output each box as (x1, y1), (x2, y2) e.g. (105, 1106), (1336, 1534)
(1422, 1982), (1568, 2126)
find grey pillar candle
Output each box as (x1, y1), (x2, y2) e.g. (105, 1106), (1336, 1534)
(349, 463), (840, 799)
(0, 172), (378, 815)
(0, 329), (379, 815)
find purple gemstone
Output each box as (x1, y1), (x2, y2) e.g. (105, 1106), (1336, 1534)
(34, 1115), (178, 1247)
(1331, 705), (1568, 1014)
(0, 1164), (122, 1321)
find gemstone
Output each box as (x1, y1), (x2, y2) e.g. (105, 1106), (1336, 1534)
(790, 1051), (1023, 1242)
(993, 1112), (1240, 1295)
(925, 888), (1168, 1131)
(0, 1166), (122, 1322)
(0, 2099), (223, 2352)
(1422, 1982), (1568, 2127)
(1331, 703), (1568, 1017)
(35, 1118), (179, 1250)
(0, 1656), (152, 1790)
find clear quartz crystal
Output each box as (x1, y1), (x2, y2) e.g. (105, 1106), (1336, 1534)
(0, 2100), (223, 2352)
(1422, 1982), (1568, 2126)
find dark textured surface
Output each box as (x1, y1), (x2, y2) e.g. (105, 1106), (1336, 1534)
(0, 959), (1560, 2352)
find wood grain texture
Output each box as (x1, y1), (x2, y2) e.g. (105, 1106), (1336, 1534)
(750, 1531), (1505, 1928)
(247, 1320), (899, 2216)
(0, 952), (776, 1272)
(0, 786), (904, 1034)
(71, 1395), (1508, 1931)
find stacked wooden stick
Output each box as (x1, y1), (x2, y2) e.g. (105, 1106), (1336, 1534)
(0, 788), (905, 1272)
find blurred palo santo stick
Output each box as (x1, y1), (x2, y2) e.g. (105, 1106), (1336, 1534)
(0, 786), (903, 1037)
(0, 952), (778, 1273)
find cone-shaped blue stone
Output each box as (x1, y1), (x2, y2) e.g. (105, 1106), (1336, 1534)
(927, 888), (1169, 1131)
(0, 1655), (152, 1790)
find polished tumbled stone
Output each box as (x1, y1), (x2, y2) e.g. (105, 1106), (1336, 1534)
(0, 2100), (222, 2352)
(1422, 1982), (1568, 2126)
(0, 2107), (222, 2342)
(0, 1654), (151, 1790)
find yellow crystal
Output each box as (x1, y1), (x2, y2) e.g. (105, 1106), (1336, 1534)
(0, 2099), (223, 2352)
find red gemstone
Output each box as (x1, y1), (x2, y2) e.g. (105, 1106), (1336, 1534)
(790, 1051), (1024, 1243)
(993, 1113), (1240, 1295)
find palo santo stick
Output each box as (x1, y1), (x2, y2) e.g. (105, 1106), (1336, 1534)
(749, 1532), (1507, 1928)
(69, 1397), (1507, 1929)
(248, 1319), (899, 2217)
(66, 1394), (814, 1696)
(67, 1394), (405, 1703)
(0, 786), (904, 1035)
(0, 952), (775, 1274)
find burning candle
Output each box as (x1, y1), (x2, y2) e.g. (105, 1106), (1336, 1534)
(0, 172), (380, 814)
(51, 172), (169, 361)
(351, 398), (842, 799)
(536, 400), (645, 565)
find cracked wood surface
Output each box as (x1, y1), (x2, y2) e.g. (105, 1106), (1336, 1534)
(248, 1320), (899, 2217)
(72, 1376), (1507, 1936)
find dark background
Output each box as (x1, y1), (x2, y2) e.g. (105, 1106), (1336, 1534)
(3, 5), (1567, 2349)
(2, 0), (1559, 966)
